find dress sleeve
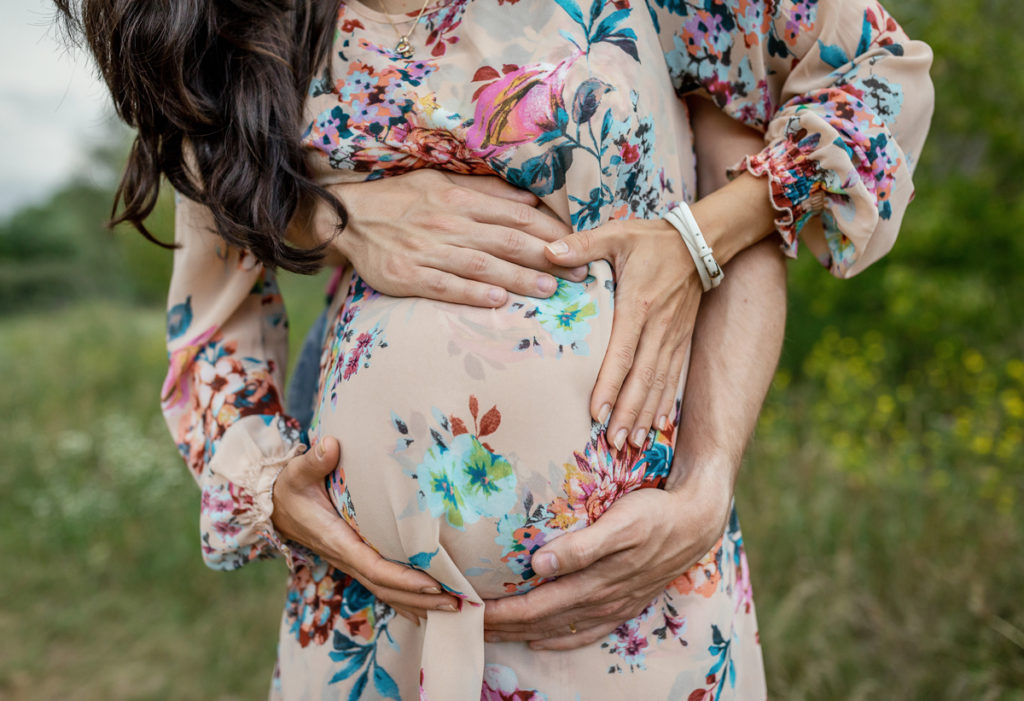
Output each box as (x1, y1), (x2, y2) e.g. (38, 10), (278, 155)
(161, 193), (308, 571)
(652, 0), (934, 277)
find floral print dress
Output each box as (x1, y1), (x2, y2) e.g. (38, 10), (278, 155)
(161, 1), (933, 699)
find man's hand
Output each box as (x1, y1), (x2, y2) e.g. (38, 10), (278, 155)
(290, 169), (587, 306)
(483, 471), (732, 649)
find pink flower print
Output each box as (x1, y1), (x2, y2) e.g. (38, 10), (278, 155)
(466, 60), (574, 156)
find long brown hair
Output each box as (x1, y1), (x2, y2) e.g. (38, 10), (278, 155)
(53, 0), (344, 273)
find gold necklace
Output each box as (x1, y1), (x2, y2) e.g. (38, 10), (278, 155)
(381, 0), (434, 59)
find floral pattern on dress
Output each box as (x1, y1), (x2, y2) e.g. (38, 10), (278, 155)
(397, 396), (518, 530)
(496, 422), (676, 593)
(285, 561), (401, 697)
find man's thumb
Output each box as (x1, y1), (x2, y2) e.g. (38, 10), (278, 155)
(530, 519), (611, 578)
(543, 230), (600, 267)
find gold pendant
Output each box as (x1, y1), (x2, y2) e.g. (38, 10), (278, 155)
(395, 37), (414, 59)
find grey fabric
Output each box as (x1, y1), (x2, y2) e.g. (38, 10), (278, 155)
(285, 307), (329, 433)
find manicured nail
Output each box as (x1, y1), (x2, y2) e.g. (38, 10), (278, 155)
(612, 428), (627, 451)
(656, 415), (668, 432)
(537, 275), (557, 295)
(315, 438), (326, 459)
(533, 552), (558, 576)
(487, 287), (506, 305)
(439, 603), (458, 612)
(631, 428), (646, 448)
(420, 586), (441, 594)
(546, 241), (569, 256)
(597, 403), (611, 425)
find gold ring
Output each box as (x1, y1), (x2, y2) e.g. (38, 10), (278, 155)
(568, 622), (577, 634)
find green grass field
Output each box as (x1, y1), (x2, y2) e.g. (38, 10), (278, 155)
(1, 266), (1020, 698)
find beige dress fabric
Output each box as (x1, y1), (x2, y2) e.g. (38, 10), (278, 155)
(160, 0), (932, 698)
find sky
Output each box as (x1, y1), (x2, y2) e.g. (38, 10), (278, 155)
(0, 0), (116, 217)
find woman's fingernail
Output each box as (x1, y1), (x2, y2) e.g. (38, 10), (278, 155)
(546, 241), (569, 256)
(487, 288), (506, 305)
(597, 403), (611, 425)
(438, 603), (458, 612)
(656, 415), (668, 431)
(612, 428), (627, 451)
(537, 275), (557, 295)
(315, 438), (326, 459)
(420, 586), (441, 594)
(631, 428), (646, 447)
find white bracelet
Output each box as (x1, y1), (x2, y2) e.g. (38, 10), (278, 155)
(664, 202), (723, 292)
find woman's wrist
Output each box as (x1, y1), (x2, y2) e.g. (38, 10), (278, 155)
(690, 170), (777, 269)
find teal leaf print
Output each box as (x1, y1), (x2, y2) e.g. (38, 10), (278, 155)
(166, 296), (192, 341)
(817, 41), (850, 69)
(554, 0), (585, 27)
(511, 145), (574, 196)
(591, 9), (631, 43)
(572, 78), (614, 124)
(856, 11), (873, 57)
(409, 548), (439, 569)
(372, 666), (401, 699)
(348, 671), (369, 701)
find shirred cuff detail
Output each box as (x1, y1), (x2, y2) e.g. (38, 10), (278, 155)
(729, 128), (828, 260)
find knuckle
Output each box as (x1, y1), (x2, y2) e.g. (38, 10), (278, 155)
(440, 185), (472, 209)
(638, 364), (657, 389)
(424, 273), (449, 297)
(509, 202), (535, 228)
(649, 369), (668, 393)
(612, 345), (636, 373)
(425, 214), (458, 234)
(381, 256), (405, 282)
(466, 251), (490, 275)
(502, 229), (526, 256)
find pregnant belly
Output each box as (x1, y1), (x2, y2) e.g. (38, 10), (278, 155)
(310, 263), (675, 601)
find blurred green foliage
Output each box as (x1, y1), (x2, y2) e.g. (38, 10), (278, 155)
(0, 0), (1021, 698)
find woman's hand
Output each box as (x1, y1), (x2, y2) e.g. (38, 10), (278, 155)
(544, 218), (703, 449)
(271, 436), (460, 623)
(544, 171), (775, 448)
(293, 169), (588, 306)
(483, 465), (733, 648)
(485, 236), (788, 650)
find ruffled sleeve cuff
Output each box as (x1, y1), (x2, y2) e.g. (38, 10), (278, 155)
(200, 415), (311, 571)
(729, 126), (829, 262)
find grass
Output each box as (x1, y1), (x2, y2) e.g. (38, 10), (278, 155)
(1, 267), (1021, 698)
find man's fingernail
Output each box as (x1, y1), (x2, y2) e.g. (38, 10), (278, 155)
(597, 403), (611, 425)
(439, 603), (458, 612)
(570, 265), (589, 279)
(487, 287), (505, 305)
(537, 275), (557, 295)
(420, 586), (441, 594)
(533, 552), (558, 576)
(656, 415), (668, 431)
(612, 428), (627, 451)
(315, 438), (326, 459)
(546, 241), (569, 256)
(632, 428), (646, 447)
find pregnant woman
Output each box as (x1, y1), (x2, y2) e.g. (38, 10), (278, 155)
(56, 0), (933, 698)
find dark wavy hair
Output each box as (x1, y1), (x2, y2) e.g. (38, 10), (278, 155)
(53, 0), (344, 273)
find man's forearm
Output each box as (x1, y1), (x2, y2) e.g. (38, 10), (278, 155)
(666, 237), (787, 502)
